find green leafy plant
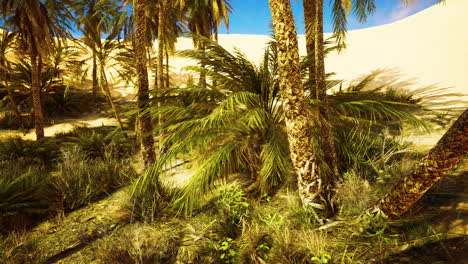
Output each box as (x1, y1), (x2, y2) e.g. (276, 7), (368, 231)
(215, 237), (237, 264)
(362, 210), (399, 244)
(216, 185), (249, 225)
(311, 252), (332, 264)
(255, 242), (271, 261)
(68, 128), (133, 160)
(0, 168), (48, 219)
(261, 213), (284, 230)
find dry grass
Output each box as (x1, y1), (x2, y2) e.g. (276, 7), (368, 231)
(335, 171), (377, 217)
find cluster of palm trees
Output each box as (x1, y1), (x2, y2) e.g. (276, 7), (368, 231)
(0, 0), (464, 221)
(268, 0), (462, 220)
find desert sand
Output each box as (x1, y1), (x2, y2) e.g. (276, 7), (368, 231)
(159, 0), (467, 98)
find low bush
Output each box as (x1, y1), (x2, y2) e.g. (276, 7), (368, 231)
(0, 137), (60, 167)
(46, 148), (137, 212)
(0, 167), (49, 233)
(0, 111), (32, 130)
(67, 128), (134, 160)
(335, 171), (377, 217)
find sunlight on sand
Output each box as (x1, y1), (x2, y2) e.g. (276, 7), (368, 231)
(0, 117), (119, 140)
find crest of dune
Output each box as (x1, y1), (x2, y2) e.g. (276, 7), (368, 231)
(165, 0), (467, 98)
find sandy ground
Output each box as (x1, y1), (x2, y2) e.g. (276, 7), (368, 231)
(0, 116), (119, 140)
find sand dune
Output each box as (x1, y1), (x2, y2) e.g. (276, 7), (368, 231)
(164, 0), (467, 99)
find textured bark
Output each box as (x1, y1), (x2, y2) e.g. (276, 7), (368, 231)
(165, 48), (170, 88)
(377, 109), (468, 218)
(303, 0), (316, 94)
(134, 0), (156, 167)
(268, 0), (327, 211)
(315, 0), (340, 183)
(156, 0), (166, 90)
(212, 29), (219, 88)
(30, 48), (44, 140)
(92, 52), (98, 99)
(198, 43), (207, 88)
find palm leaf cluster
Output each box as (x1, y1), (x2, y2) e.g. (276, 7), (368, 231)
(132, 37), (292, 216)
(132, 37), (438, 217)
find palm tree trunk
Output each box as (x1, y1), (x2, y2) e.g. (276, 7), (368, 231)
(92, 52), (98, 99)
(165, 47), (170, 88)
(315, 0), (340, 183)
(213, 27), (219, 88)
(198, 42), (207, 88)
(100, 65), (124, 130)
(303, 0), (316, 95)
(157, 0), (165, 90)
(268, 0), (328, 212)
(377, 109), (468, 219)
(134, 0), (156, 167)
(30, 48), (44, 140)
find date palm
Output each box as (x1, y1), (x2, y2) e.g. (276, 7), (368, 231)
(177, 0), (232, 87)
(72, 0), (118, 100)
(133, 0), (156, 166)
(132, 38), (291, 216)
(0, 31), (21, 119)
(303, 0), (377, 186)
(269, 0), (330, 213)
(0, 0), (72, 140)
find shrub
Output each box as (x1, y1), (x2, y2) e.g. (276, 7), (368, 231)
(0, 137), (59, 167)
(335, 171), (376, 217)
(0, 167), (49, 232)
(0, 111), (32, 130)
(68, 128), (134, 160)
(46, 148), (137, 212)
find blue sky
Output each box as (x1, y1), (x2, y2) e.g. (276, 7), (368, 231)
(219, 0), (439, 34)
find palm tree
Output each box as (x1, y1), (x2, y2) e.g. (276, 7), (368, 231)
(377, 108), (467, 218)
(156, 0), (167, 90)
(132, 38), (291, 216)
(0, 0), (72, 140)
(134, 0), (156, 166)
(72, 0), (118, 100)
(314, 0), (340, 182)
(178, 0), (232, 87)
(130, 39), (430, 217)
(0, 31), (21, 119)
(302, 0), (377, 184)
(75, 21), (126, 130)
(268, 0), (328, 213)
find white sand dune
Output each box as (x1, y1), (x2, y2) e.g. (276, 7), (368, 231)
(163, 0), (467, 99)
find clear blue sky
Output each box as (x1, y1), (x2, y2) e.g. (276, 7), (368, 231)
(219, 0), (440, 34)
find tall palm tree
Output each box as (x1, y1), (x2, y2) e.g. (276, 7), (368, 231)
(0, 0), (72, 140)
(75, 22), (125, 130)
(73, 0), (119, 100)
(178, 0), (232, 87)
(302, 0), (377, 184)
(156, 0), (167, 90)
(302, 0), (316, 90)
(377, 109), (467, 218)
(134, 0), (156, 166)
(268, 0), (328, 213)
(0, 31), (21, 119)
